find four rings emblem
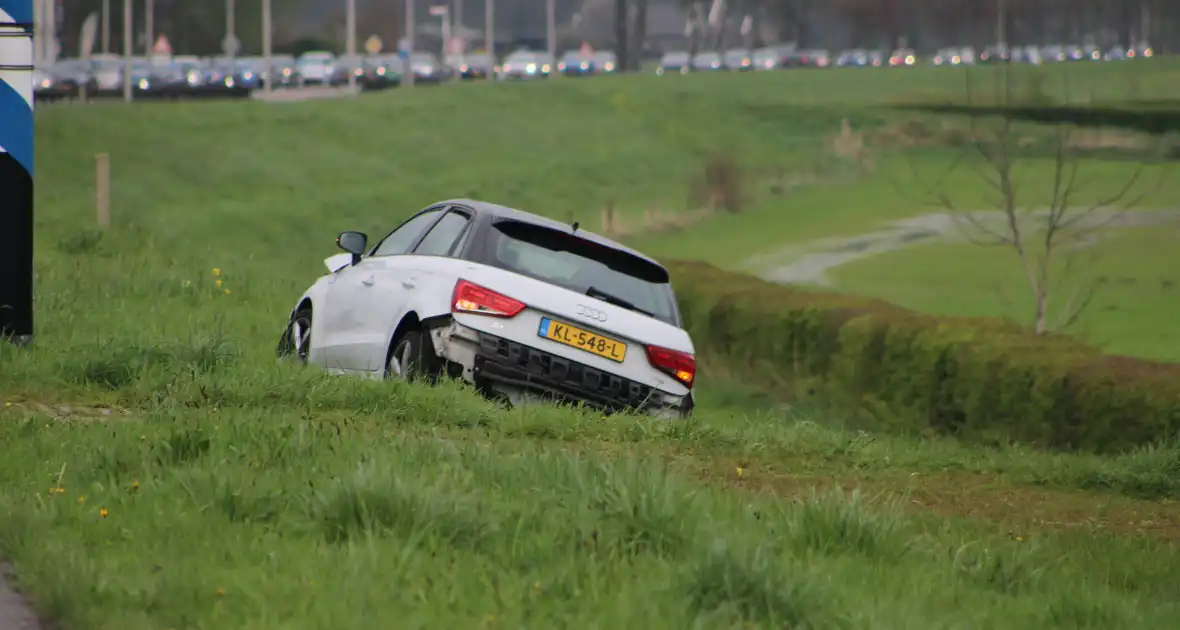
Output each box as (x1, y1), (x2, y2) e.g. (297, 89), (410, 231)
(576, 305), (607, 322)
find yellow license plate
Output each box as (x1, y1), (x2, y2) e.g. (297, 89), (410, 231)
(538, 317), (627, 363)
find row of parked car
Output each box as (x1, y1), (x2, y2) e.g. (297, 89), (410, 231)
(654, 42), (1160, 73)
(33, 47), (626, 101)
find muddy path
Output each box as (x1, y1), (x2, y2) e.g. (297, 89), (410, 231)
(747, 209), (1180, 285)
(0, 563), (40, 630)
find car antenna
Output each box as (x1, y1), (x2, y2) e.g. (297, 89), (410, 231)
(571, 221), (580, 233)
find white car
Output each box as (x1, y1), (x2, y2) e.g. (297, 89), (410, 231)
(296, 51), (335, 84)
(276, 200), (697, 418)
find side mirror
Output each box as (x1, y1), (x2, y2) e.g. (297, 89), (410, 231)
(336, 231), (367, 266)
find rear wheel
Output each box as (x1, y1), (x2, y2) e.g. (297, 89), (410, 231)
(276, 308), (313, 364)
(385, 330), (441, 382)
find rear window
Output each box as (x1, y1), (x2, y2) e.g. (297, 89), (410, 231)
(488, 220), (679, 325)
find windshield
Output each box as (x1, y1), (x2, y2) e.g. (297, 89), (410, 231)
(488, 220), (679, 325)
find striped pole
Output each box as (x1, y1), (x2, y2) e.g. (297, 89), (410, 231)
(0, 0), (34, 345)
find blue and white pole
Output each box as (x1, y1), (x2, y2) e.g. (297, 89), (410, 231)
(0, 0), (33, 345)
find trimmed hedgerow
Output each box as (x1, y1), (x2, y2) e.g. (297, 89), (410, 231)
(668, 261), (1180, 453)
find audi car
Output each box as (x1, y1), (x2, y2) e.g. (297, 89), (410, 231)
(276, 199), (697, 418)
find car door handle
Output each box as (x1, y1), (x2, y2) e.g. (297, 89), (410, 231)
(401, 278), (417, 289)
(361, 276), (375, 287)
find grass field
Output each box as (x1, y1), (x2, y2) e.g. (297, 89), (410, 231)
(5, 62), (1180, 628)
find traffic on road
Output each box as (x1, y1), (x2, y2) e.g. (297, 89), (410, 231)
(32, 40), (1161, 103)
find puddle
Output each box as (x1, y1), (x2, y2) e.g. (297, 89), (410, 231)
(748, 209), (1180, 285)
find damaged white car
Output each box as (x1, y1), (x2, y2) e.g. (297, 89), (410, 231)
(276, 199), (697, 418)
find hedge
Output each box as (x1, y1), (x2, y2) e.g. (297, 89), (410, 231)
(668, 260), (1180, 453)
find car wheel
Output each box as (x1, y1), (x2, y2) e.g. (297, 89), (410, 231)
(276, 308), (313, 364)
(385, 330), (440, 382)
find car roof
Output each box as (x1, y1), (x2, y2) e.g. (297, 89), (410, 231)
(444, 199), (666, 269)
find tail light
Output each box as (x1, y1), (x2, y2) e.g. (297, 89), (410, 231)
(451, 279), (525, 318)
(646, 345), (696, 389)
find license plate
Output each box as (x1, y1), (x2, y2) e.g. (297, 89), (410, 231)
(537, 317), (627, 363)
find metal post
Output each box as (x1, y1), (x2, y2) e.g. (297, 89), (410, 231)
(440, 7), (450, 68)
(997, 0), (1006, 49)
(1140, 3), (1149, 46)
(485, 0), (493, 80)
(0, 0), (35, 345)
(226, 0), (234, 58)
(405, 0), (414, 87)
(546, 0), (555, 62)
(346, 0), (356, 91)
(102, 0), (110, 53)
(122, 0), (132, 102)
(262, 0), (272, 93)
(31, 0), (40, 67)
(454, 0), (463, 32)
(145, 0), (153, 54)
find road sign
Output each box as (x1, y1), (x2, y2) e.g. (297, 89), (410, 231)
(429, 5), (449, 17)
(151, 34), (173, 55)
(398, 37), (411, 53)
(222, 34), (241, 56)
(364, 35), (383, 55)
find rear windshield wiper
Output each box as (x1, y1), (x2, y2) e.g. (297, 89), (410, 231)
(585, 286), (655, 318)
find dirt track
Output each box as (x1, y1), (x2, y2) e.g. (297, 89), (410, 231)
(0, 563), (39, 630)
(747, 209), (1180, 285)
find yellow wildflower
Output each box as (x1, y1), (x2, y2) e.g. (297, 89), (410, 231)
(224, 289), (231, 295)
(77, 495), (86, 505)
(214, 587), (228, 597)
(215, 279), (223, 288)
(212, 268), (221, 277)
(131, 480), (140, 491)
(736, 467), (744, 477)
(48, 487), (66, 495)
(99, 507), (109, 518)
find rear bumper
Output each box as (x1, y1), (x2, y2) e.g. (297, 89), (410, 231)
(429, 320), (692, 418)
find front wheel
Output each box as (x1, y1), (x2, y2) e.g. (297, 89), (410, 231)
(276, 308), (313, 364)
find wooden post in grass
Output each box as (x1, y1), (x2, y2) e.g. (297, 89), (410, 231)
(95, 153), (110, 228)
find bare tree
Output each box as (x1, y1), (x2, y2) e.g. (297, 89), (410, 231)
(928, 66), (1160, 335)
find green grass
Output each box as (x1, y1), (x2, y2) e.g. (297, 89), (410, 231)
(827, 223), (1180, 361)
(7, 63), (1180, 627)
(4, 371), (1180, 629)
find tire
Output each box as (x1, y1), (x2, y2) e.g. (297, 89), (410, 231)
(385, 329), (441, 382)
(276, 308), (313, 364)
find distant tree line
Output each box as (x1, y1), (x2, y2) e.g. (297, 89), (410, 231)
(48, 0), (1180, 61)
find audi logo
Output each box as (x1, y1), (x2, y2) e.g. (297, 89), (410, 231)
(576, 305), (607, 322)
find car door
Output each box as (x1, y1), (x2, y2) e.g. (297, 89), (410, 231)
(317, 206), (447, 372)
(351, 207), (476, 370)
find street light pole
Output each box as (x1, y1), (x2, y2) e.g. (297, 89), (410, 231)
(145, 0), (153, 54)
(997, 0), (1006, 49)
(455, 0), (463, 32)
(546, 0), (555, 62)
(102, 0), (110, 53)
(122, 0), (132, 102)
(485, 0), (494, 79)
(405, 0), (415, 88)
(262, 0), (272, 93)
(346, 0), (356, 91)
(226, 0), (235, 58)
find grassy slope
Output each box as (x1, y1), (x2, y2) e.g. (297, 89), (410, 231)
(5, 63), (1180, 628)
(828, 225), (1180, 361)
(4, 375), (1180, 629)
